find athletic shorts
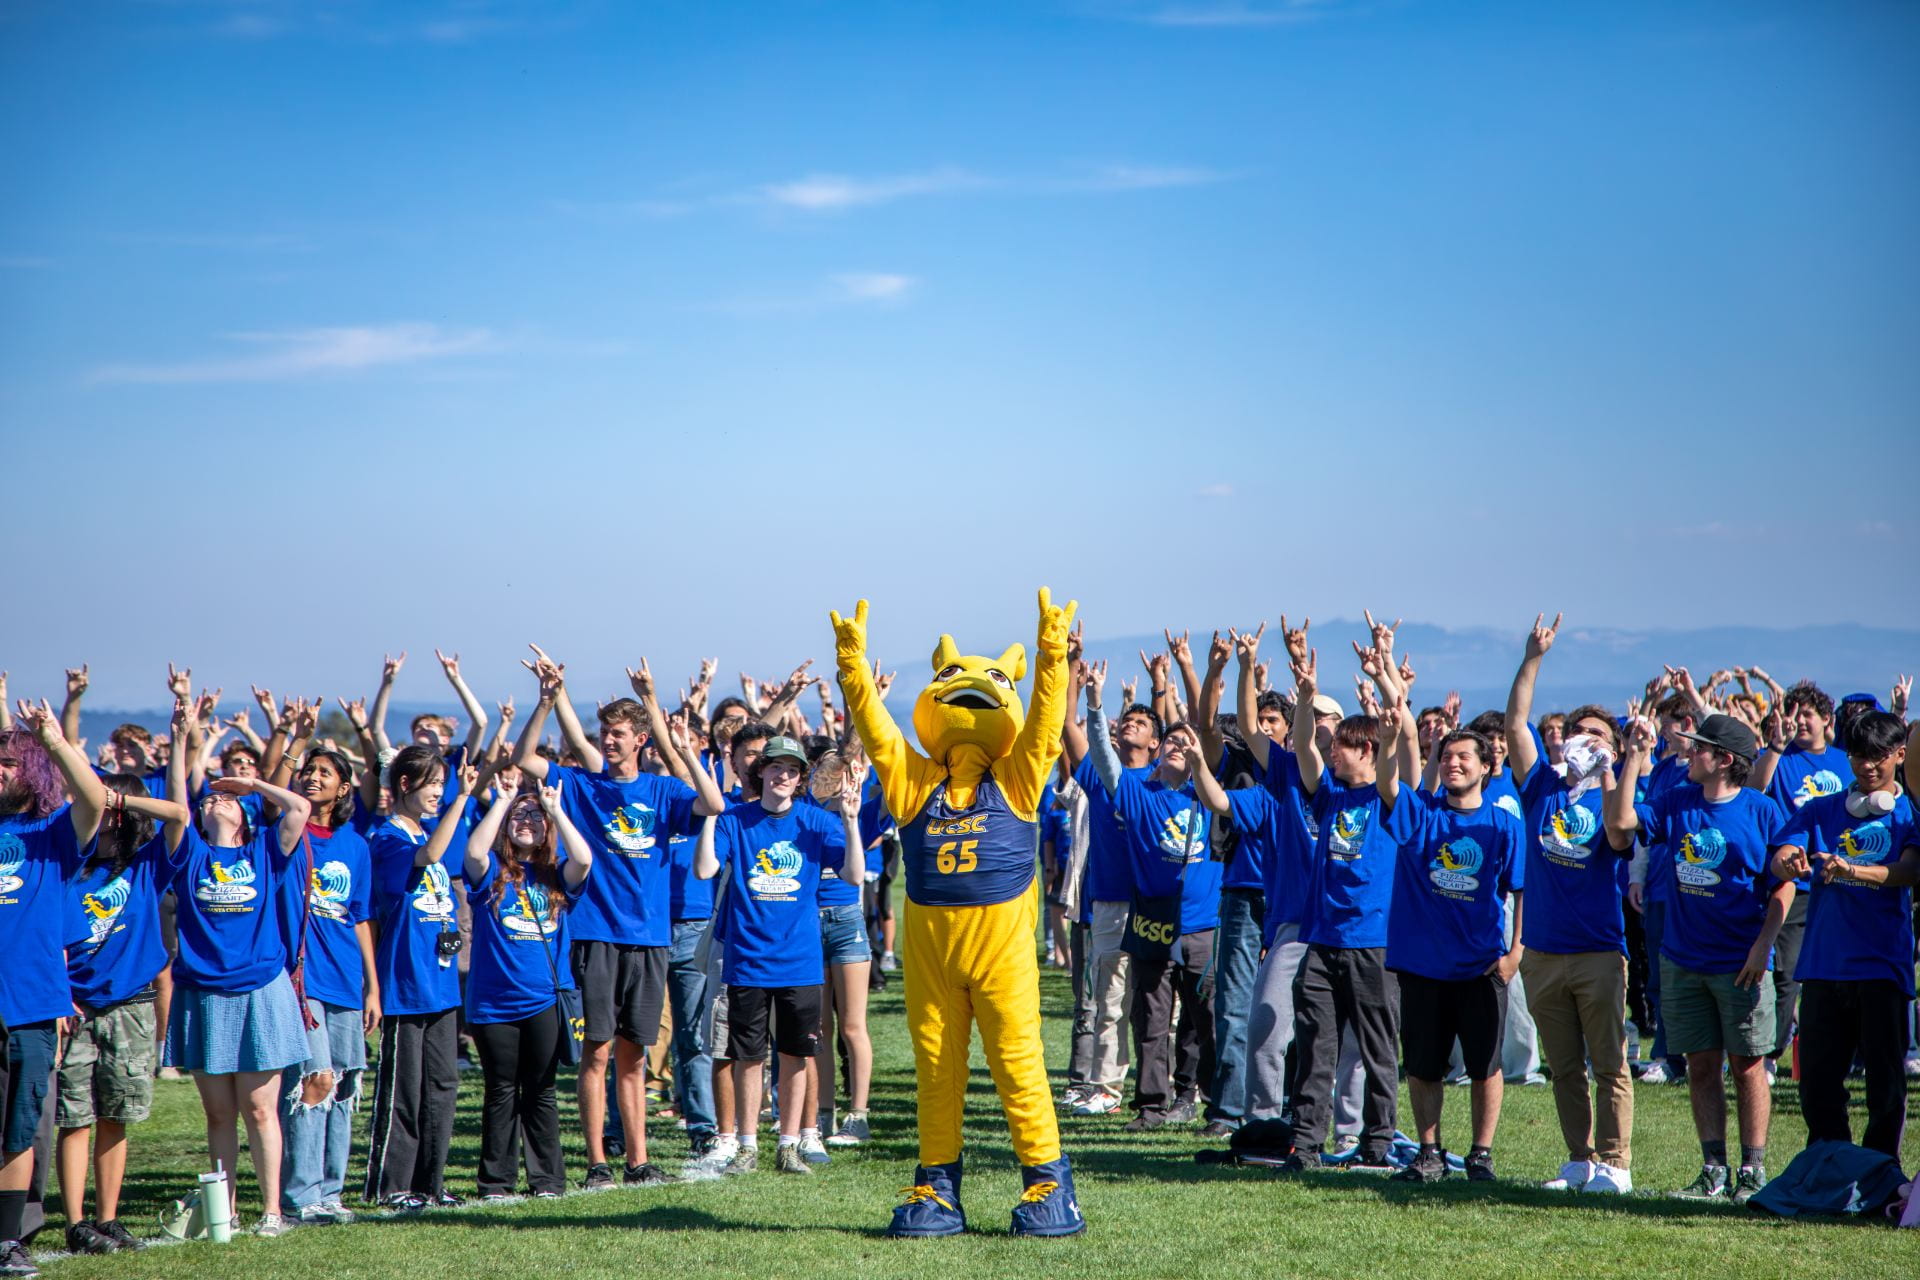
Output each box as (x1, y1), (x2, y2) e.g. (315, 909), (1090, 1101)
(1397, 970), (1509, 1083)
(819, 903), (872, 966)
(57, 999), (158, 1128)
(3, 1021), (58, 1154)
(1660, 956), (1775, 1058)
(725, 985), (822, 1061)
(570, 940), (668, 1047)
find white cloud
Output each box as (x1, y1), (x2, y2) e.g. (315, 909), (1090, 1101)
(832, 273), (916, 302)
(90, 323), (499, 385)
(762, 168), (991, 212)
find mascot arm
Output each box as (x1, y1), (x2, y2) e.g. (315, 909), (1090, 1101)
(833, 599), (943, 822)
(998, 587), (1077, 820)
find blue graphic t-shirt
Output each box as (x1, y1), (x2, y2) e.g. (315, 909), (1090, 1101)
(1224, 784), (1308, 949)
(1640, 784), (1789, 975)
(67, 832), (176, 1009)
(715, 802), (847, 988)
(1385, 790), (1524, 982)
(1777, 792), (1918, 994)
(1763, 742), (1854, 889)
(0, 807), (85, 1025)
(278, 823), (374, 1010)
(463, 852), (581, 1024)
(1111, 774), (1221, 935)
(668, 833), (713, 921)
(803, 791), (867, 909)
(1301, 772), (1401, 950)
(1517, 762), (1629, 955)
(1638, 753), (1692, 905)
(550, 765), (699, 947)
(369, 817), (463, 1016)
(170, 826), (292, 995)
(1075, 755), (1151, 904)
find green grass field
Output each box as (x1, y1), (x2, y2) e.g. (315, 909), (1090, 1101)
(33, 966), (1920, 1280)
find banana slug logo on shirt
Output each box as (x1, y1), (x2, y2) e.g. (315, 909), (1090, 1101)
(1157, 808), (1207, 863)
(502, 882), (559, 937)
(747, 840), (804, 897)
(1675, 828), (1728, 887)
(1541, 804), (1598, 861)
(413, 863), (455, 920)
(1835, 821), (1892, 882)
(1429, 838), (1484, 892)
(1793, 770), (1845, 809)
(308, 860), (353, 921)
(197, 857), (258, 906)
(0, 834), (24, 895)
(1329, 807), (1370, 858)
(604, 802), (658, 855)
(82, 873), (134, 947)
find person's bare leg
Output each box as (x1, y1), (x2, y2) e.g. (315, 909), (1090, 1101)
(614, 1039), (650, 1165)
(778, 1054), (809, 1141)
(91, 1121), (128, 1223)
(193, 1072), (241, 1183)
(732, 1059), (761, 1143)
(237, 1070), (283, 1216)
(1469, 1075), (1503, 1148)
(1408, 1077), (1445, 1145)
(1729, 1053), (1770, 1153)
(832, 961), (873, 1112)
(56, 1127), (91, 1223)
(578, 1040), (611, 1165)
(713, 1059), (735, 1135)
(1685, 1051), (1727, 1145)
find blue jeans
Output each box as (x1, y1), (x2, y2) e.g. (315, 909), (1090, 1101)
(1209, 888), (1265, 1122)
(667, 919), (716, 1139)
(280, 1000), (366, 1211)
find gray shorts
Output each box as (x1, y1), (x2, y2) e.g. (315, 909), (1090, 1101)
(1660, 956), (1775, 1058)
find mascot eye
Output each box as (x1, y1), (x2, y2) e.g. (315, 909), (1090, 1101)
(987, 669), (1013, 688)
(936, 664), (962, 681)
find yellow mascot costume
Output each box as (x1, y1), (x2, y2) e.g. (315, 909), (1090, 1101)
(830, 588), (1084, 1238)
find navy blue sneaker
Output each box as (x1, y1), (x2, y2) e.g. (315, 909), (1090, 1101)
(1009, 1155), (1086, 1238)
(887, 1161), (966, 1238)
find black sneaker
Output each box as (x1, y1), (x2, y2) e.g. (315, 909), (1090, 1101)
(380, 1191), (427, 1212)
(1391, 1149), (1450, 1183)
(624, 1162), (676, 1186)
(688, 1132), (718, 1160)
(1464, 1150), (1496, 1183)
(583, 1163), (616, 1190)
(1166, 1097), (1199, 1125)
(65, 1221), (116, 1255)
(0, 1240), (38, 1277)
(1200, 1119), (1237, 1139)
(1730, 1165), (1767, 1206)
(429, 1192), (465, 1208)
(1122, 1113), (1165, 1133)
(1277, 1150), (1323, 1174)
(1351, 1148), (1399, 1173)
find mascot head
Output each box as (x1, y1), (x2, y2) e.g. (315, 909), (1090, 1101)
(912, 634), (1027, 765)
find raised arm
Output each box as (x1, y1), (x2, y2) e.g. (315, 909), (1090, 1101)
(544, 783), (594, 888)
(1194, 630), (1229, 772)
(1190, 740), (1234, 817)
(693, 813), (721, 880)
(413, 763), (477, 867)
(213, 775), (312, 856)
(1289, 641), (1324, 797)
(465, 791), (512, 884)
(835, 769), (866, 886)
(1001, 588), (1078, 815)
(524, 646), (602, 773)
(1375, 702), (1404, 810)
(1061, 658), (1091, 768)
(1604, 717), (1656, 848)
(370, 652), (405, 755)
(1749, 701), (1788, 793)
(1506, 612), (1559, 784)
(509, 672), (557, 782)
(830, 600), (943, 824)
(338, 696), (383, 812)
(656, 707), (726, 817)
(164, 696), (194, 851)
(16, 699), (106, 847)
(627, 660), (691, 785)
(60, 663), (89, 747)
(436, 649), (490, 760)
(1233, 623), (1271, 772)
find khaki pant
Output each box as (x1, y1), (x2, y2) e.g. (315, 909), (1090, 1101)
(1089, 900), (1134, 1092)
(1521, 949), (1633, 1169)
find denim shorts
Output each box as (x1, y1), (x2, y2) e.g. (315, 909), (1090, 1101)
(820, 902), (872, 966)
(3, 1022), (58, 1153)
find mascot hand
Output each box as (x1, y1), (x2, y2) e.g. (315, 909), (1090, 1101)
(830, 599), (870, 665)
(1036, 587), (1079, 659)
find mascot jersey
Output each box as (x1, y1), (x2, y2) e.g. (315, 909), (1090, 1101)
(832, 590), (1075, 1172)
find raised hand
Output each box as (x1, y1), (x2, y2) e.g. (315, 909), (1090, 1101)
(1351, 641), (1385, 681)
(1442, 689), (1462, 727)
(165, 662), (190, 701)
(1377, 702), (1401, 746)
(1892, 675), (1911, 719)
(1165, 628), (1193, 668)
(1086, 659), (1109, 704)
(498, 696), (516, 724)
(228, 707), (253, 735)
(1036, 587), (1078, 656)
(291, 698), (318, 740)
(626, 659), (657, 701)
(252, 685), (277, 721)
(698, 656), (718, 686)
(382, 652), (407, 683)
(522, 644), (566, 698)
(1279, 614), (1311, 665)
(1065, 618), (1085, 666)
(1354, 676), (1380, 719)
(16, 698), (65, 748)
(1525, 612), (1562, 661)
(1626, 715), (1657, 753)
(830, 599), (870, 659)
(67, 663), (90, 698)
(434, 649), (462, 680)
(194, 687), (222, 724)
(1140, 649), (1171, 687)
(1230, 621), (1265, 667)
(1397, 653), (1416, 689)
(1253, 660), (1271, 693)
(775, 659), (818, 702)
(338, 696), (369, 732)
(1363, 609), (1401, 657)
(1120, 676), (1137, 708)
(210, 775), (258, 795)
(872, 660), (897, 700)
(456, 762), (480, 794)
(1291, 648), (1318, 697)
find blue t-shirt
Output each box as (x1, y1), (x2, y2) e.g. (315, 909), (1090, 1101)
(1640, 784), (1789, 975)
(1385, 790), (1524, 982)
(668, 833), (714, 921)
(1763, 742), (1854, 890)
(67, 832), (175, 1008)
(1778, 792), (1918, 994)
(715, 802), (847, 988)
(1639, 753), (1692, 905)
(1300, 772), (1400, 950)
(369, 817), (463, 1016)
(1074, 755), (1150, 904)
(1216, 749), (1269, 892)
(802, 792), (866, 909)
(1259, 749), (1322, 932)
(550, 765), (699, 947)
(0, 807), (85, 1024)
(1483, 769), (1525, 825)
(1517, 762), (1629, 955)
(1111, 774), (1221, 935)
(1224, 786), (1303, 950)
(280, 823), (374, 1010)
(463, 852), (580, 1024)
(170, 825), (293, 995)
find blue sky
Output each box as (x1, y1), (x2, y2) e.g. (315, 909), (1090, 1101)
(4, 0), (1917, 711)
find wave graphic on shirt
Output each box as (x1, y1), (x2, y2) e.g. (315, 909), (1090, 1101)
(412, 862), (455, 920)
(1675, 828), (1728, 887)
(1494, 795), (1523, 820)
(1541, 804), (1597, 861)
(308, 859), (353, 921)
(1329, 807), (1369, 857)
(1429, 837), (1484, 892)
(82, 873), (134, 947)
(1157, 808), (1207, 862)
(748, 839), (803, 897)
(0, 834), (24, 893)
(1837, 821), (1892, 869)
(1794, 770), (1846, 808)
(605, 803), (658, 854)
(198, 856), (258, 906)
(502, 881), (559, 937)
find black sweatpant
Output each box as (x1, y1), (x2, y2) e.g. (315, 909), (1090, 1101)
(473, 1007), (565, 1196)
(1797, 977), (1910, 1157)
(1290, 944), (1399, 1155)
(1130, 929), (1217, 1120)
(1068, 921), (1095, 1088)
(364, 1008), (460, 1201)
(1769, 895), (1808, 1058)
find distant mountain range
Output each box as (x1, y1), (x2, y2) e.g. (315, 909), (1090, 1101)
(74, 620), (1915, 746)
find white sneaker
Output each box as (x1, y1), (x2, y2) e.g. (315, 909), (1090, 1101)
(1070, 1089), (1120, 1116)
(683, 1137), (739, 1181)
(798, 1134), (831, 1165)
(1636, 1061), (1673, 1085)
(1905, 1055), (1920, 1079)
(880, 952), (898, 972)
(1584, 1163), (1633, 1194)
(1542, 1159), (1594, 1191)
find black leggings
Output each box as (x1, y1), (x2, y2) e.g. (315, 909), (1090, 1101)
(472, 1007), (565, 1196)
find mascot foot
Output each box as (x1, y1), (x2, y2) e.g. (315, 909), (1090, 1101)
(1010, 1156), (1086, 1238)
(887, 1161), (966, 1238)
